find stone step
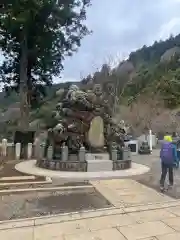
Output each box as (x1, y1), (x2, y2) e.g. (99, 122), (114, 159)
(87, 160), (112, 172)
(0, 176), (35, 181)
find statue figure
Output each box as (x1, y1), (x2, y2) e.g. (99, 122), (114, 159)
(93, 84), (102, 97)
(44, 83), (126, 158)
(66, 84), (80, 101)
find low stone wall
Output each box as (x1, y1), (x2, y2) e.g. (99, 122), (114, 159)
(37, 159), (87, 172)
(0, 143), (36, 161)
(0, 145), (15, 161)
(0, 139), (132, 172)
(37, 158), (131, 172)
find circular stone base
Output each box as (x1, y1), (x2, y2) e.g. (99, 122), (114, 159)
(37, 159), (88, 172)
(15, 160), (150, 180)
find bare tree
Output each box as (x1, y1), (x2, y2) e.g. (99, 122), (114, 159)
(152, 109), (180, 134)
(101, 55), (134, 117)
(120, 94), (165, 135)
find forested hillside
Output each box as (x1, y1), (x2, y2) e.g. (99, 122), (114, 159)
(81, 34), (180, 109)
(2, 33), (180, 137)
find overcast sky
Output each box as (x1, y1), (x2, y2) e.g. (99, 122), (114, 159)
(1, 0), (180, 83)
(61, 0), (180, 82)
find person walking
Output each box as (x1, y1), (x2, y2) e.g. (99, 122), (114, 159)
(160, 135), (177, 191)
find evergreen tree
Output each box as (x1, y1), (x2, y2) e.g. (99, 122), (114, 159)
(0, 0), (91, 129)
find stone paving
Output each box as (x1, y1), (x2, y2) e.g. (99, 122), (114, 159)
(92, 179), (172, 208)
(2, 179), (180, 239)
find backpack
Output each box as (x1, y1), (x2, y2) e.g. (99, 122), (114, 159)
(160, 142), (173, 163)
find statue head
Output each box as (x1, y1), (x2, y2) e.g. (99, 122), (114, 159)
(54, 123), (64, 134)
(107, 83), (114, 93)
(86, 89), (96, 102)
(93, 84), (102, 96)
(56, 102), (63, 111)
(51, 111), (57, 117)
(69, 84), (79, 92)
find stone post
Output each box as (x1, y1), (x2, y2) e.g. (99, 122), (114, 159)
(1, 138), (7, 157)
(123, 146), (131, 160)
(111, 146), (117, 161)
(34, 138), (42, 160)
(27, 143), (33, 159)
(15, 143), (21, 160)
(79, 145), (85, 162)
(149, 129), (152, 153)
(61, 144), (68, 161)
(40, 143), (45, 160)
(47, 146), (53, 160)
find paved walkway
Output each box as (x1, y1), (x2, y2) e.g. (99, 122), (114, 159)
(92, 179), (172, 208)
(2, 179), (180, 239)
(132, 149), (180, 199)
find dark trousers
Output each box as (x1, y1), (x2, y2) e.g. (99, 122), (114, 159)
(160, 162), (174, 187)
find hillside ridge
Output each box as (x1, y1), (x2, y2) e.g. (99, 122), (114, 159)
(1, 33), (180, 137)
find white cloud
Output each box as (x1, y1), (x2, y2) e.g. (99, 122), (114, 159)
(159, 17), (180, 39)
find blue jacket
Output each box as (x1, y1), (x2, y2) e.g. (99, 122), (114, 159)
(160, 142), (178, 164)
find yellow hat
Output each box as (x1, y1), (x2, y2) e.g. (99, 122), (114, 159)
(164, 135), (172, 142)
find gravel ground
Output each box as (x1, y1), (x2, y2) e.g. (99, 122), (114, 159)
(2, 149), (180, 221)
(0, 160), (45, 182)
(0, 161), (110, 221)
(132, 149), (180, 199)
(0, 190), (112, 221)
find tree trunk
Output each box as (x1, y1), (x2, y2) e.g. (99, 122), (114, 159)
(19, 37), (29, 130)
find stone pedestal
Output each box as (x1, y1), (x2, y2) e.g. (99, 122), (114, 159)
(123, 147), (131, 160)
(85, 153), (110, 161)
(87, 159), (113, 172)
(86, 152), (112, 171)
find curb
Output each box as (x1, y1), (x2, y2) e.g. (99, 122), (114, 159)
(0, 177), (52, 187)
(123, 199), (180, 213)
(0, 184), (95, 194)
(0, 206), (118, 230)
(0, 199), (180, 230)
(0, 176), (36, 181)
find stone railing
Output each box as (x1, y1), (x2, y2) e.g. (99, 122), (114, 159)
(37, 145), (132, 172)
(37, 145), (87, 172)
(0, 138), (41, 161)
(0, 139), (87, 163)
(0, 138), (132, 171)
(111, 147), (132, 170)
